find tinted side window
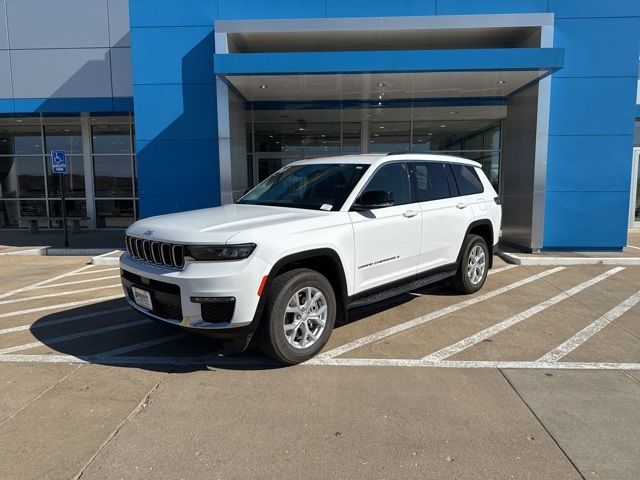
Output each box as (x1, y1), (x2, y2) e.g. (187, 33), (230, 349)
(413, 162), (450, 201)
(451, 164), (484, 196)
(364, 162), (412, 206)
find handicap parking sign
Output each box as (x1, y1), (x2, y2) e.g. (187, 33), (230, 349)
(51, 150), (67, 174)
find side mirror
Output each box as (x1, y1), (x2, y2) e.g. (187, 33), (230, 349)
(352, 190), (394, 210)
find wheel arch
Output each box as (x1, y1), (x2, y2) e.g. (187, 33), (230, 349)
(458, 219), (495, 269)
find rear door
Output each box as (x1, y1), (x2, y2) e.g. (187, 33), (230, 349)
(412, 161), (472, 271)
(349, 162), (422, 293)
(449, 163), (488, 217)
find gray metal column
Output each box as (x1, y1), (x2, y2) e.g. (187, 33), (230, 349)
(80, 113), (96, 230)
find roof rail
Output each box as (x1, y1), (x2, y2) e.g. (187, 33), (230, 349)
(385, 151), (412, 156)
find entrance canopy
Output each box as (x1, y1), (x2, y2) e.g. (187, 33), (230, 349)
(215, 49), (563, 103)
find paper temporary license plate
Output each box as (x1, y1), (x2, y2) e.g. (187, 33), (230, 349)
(132, 286), (153, 310)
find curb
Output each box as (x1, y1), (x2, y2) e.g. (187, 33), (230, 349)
(497, 250), (640, 266)
(91, 250), (123, 265)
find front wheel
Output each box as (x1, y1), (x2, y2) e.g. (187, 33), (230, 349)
(454, 234), (489, 294)
(258, 268), (336, 364)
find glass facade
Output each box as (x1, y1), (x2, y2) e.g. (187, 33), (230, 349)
(0, 115), (137, 229)
(245, 109), (502, 191)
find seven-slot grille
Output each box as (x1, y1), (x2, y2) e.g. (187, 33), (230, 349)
(126, 235), (185, 268)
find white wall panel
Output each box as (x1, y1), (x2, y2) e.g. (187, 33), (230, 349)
(6, 0), (109, 49)
(0, 50), (12, 97)
(110, 48), (132, 96)
(108, 0), (130, 47)
(0, 0), (8, 50)
(11, 48), (112, 98)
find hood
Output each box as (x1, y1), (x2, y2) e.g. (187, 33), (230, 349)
(126, 203), (327, 244)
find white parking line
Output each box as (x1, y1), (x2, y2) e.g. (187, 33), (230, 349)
(0, 353), (638, 370)
(0, 264), (95, 300)
(318, 267), (565, 359)
(0, 319), (149, 355)
(306, 357), (640, 370)
(0, 284), (121, 305)
(28, 275), (121, 290)
(539, 290), (640, 362)
(98, 333), (187, 357)
(0, 294), (125, 318)
(69, 267), (119, 276)
(422, 267), (624, 362)
(627, 245), (640, 250)
(488, 265), (518, 275)
(0, 306), (131, 335)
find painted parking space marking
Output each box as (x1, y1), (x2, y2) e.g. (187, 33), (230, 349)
(99, 333), (187, 357)
(28, 275), (120, 290)
(0, 294), (125, 319)
(0, 306), (130, 336)
(538, 290), (640, 362)
(0, 319), (149, 355)
(487, 264), (518, 275)
(0, 264), (96, 300)
(318, 267), (565, 359)
(69, 267), (119, 276)
(0, 284), (121, 306)
(422, 267), (624, 362)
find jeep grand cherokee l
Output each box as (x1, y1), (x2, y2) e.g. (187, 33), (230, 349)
(120, 153), (502, 364)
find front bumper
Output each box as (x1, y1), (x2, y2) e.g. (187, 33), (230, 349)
(119, 252), (269, 339)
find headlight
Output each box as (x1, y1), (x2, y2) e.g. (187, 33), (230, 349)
(186, 243), (256, 261)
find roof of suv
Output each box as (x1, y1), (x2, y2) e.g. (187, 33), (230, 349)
(292, 153), (482, 168)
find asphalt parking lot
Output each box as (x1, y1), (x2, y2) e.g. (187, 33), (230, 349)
(0, 255), (639, 479)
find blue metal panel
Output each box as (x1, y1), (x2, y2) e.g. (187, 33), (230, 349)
(217, 0), (325, 20)
(113, 97), (134, 112)
(325, 0), (435, 17)
(129, 0), (217, 27)
(132, 84), (217, 142)
(130, 27), (214, 85)
(549, 0), (640, 18)
(215, 49), (564, 75)
(435, 0), (547, 15)
(544, 191), (629, 249)
(549, 77), (638, 136)
(546, 135), (634, 192)
(136, 139), (220, 216)
(553, 17), (640, 78)
(0, 99), (13, 113)
(13, 97), (116, 113)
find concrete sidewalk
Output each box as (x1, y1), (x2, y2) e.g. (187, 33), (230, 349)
(0, 230), (125, 255)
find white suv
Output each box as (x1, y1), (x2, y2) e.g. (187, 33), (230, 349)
(120, 154), (501, 364)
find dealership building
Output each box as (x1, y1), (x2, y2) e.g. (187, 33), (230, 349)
(0, 0), (639, 252)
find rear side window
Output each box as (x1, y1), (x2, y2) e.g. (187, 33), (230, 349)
(451, 164), (484, 196)
(364, 162), (412, 206)
(412, 162), (450, 201)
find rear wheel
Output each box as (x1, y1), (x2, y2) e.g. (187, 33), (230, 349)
(454, 234), (489, 294)
(258, 268), (336, 364)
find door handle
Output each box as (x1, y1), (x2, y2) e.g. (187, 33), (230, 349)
(403, 210), (419, 218)
(456, 202), (468, 209)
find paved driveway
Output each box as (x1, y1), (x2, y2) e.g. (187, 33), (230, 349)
(0, 255), (639, 479)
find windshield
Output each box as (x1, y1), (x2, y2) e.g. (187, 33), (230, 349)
(239, 163), (370, 211)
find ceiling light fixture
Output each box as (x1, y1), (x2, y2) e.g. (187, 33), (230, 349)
(497, 80), (507, 85)
(259, 84), (268, 89)
(440, 124), (447, 128)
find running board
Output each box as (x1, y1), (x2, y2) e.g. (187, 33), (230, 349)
(348, 269), (457, 309)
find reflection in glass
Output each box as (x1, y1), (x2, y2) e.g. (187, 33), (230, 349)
(18, 200), (47, 227)
(46, 155), (85, 197)
(93, 155), (133, 197)
(0, 125), (42, 155)
(369, 122), (410, 153)
(92, 124), (131, 154)
(0, 157), (17, 198)
(44, 125), (83, 154)
(0, 200), (18, 227)
(17, 157), (46, 198)
(48, 200), (88, 228)
(255, 123), (341, 154)
(96, 199), (134, 228)
(342, 122), (361, 153)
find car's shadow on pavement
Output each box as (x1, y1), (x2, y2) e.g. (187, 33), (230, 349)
(29, 283), (452, 372)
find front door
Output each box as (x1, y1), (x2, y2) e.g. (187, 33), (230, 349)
(349, 162), (422, 293)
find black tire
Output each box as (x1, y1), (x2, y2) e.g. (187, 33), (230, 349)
(453, 234), (489, 294)
(258, 268), (336, 364)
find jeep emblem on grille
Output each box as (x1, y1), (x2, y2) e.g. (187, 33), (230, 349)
(143, 230), (154, 236)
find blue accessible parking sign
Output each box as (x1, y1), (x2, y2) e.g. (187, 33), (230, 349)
(51, 150), (67, 174)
